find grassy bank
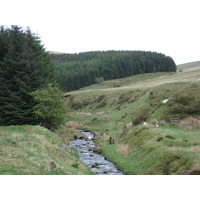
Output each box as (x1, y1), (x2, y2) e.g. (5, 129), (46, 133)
(66, 69), (200, 174)
(101, 126), (200, 175)
(0, 125), (93, 175)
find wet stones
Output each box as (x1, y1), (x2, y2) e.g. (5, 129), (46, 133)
(89, 148), (102, 154)
(71, 134), (87, 140)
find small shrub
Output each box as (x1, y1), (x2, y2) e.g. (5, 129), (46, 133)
(157, 137), (164, 142)
(118, 93), (132, 104)
(92, 117), (98, 122)
(72, 162), (79, 168)
(165, 135), (175, 140)
(31, 84), (67, 130)
(96, 95), (105, 103)
(95, 77), (104, 84)
(82, 100), (90, 106)
(96, 101), (107, 109)
(149, 91), (157, 100)
(187, 101), (200, 114)
(174, 94), (192, 105)
(169, 103), (186, 113)
(132, 108), (152, 125)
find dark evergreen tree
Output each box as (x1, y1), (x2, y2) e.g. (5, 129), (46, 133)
(0, 25), (56, 125)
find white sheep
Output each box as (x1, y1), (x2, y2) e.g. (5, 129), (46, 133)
(143, 122), (148, 126)
(162, 99), (169, 104)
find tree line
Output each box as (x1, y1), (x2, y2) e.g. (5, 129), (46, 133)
(0, 25), (176, 128)
(0, 26), (66, 129)
(50, 51), (177, 92)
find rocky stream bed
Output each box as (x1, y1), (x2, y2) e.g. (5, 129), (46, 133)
(70, 130), (124, 175)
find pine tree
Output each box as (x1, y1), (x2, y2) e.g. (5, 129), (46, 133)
(0, 25), (56, 125)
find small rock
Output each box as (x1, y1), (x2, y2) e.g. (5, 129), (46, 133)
(73, 135), (78, 140)
(50, 161), (56, 169)
(73, 134), (87, 140)
(91, 163), (99, 168)
(93, 149), (102, 154)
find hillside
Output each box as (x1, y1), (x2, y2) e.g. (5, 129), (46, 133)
(0, 125), (93, 175)
(65, 67), (200, 175)
(49, 50), (176, 91)
(177, 61), (200, 72)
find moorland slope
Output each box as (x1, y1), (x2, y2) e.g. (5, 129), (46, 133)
(66, 62), (200, 175)
(177, 61), (200, 72)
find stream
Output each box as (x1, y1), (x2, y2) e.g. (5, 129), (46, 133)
(70, 130), (124, 175)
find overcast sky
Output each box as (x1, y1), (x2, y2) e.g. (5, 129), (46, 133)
(2, 0), (200, 64)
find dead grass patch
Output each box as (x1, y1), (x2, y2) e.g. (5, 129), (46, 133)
(11, 133), (23, 138)
(126, 122), (133, 128)
(32, 134), (45, 140)
(116, 144), (130, 156)
(77, 112), (93, 117)
(179, 117), (200, 130)
(103, 115), (111, 119)
(97, 112), (104, 115)
(64, 121), (83, 128)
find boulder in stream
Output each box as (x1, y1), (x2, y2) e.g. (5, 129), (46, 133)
(71, 134), (87, 140)
(89, 148), (102, 154)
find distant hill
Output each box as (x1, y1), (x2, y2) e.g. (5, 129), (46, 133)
(177, 61), (200, 72)
(49, 50), (176, 92)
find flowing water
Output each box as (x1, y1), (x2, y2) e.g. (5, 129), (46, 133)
(70, 130), (124, 175)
